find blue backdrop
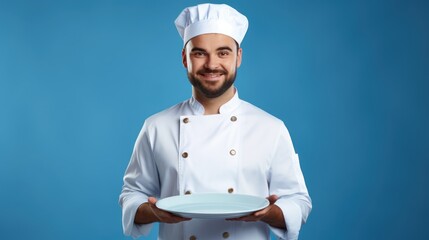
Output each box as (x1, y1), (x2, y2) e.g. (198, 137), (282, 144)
(1, 0), (428, 239)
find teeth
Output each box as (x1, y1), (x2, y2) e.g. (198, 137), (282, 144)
(205, 73), (220, 77)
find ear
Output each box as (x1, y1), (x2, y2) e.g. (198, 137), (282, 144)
(236, 47), (243, 68)
(182, 48), (188, 68)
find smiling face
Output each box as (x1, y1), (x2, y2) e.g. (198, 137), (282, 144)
(182, 33), (242, 99)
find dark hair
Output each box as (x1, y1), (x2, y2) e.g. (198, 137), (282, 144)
(183, 40), (241, 53)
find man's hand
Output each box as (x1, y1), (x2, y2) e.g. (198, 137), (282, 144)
(227, 195), (286, 229)
(134, 197), (191, 224)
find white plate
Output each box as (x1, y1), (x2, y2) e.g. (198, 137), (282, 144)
(156, 193), (269, 219)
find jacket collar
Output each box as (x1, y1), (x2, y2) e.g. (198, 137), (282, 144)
(189, 89), (241, 115)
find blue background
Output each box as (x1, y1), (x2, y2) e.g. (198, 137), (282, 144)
(1, 0), (428, 239)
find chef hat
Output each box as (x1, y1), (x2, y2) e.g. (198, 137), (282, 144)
(175, 3), (249, 46)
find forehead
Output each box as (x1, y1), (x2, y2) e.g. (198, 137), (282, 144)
(186, 33), (237, 50)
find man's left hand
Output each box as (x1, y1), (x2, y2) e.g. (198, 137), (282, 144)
(227, 195), (286, 229)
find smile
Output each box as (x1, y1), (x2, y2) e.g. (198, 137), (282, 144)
(200, 73), (224, 81)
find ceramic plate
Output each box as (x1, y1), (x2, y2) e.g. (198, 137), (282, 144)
(156, 193), (269, 219)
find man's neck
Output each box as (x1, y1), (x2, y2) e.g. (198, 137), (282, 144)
(193, 87), (235, 115)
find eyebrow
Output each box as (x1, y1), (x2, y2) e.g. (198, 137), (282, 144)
(190, 47), (207, 52)
(217, 46), (233, 52)
(190, 46), (234, 52)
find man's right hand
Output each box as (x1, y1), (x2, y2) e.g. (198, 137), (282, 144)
(134, 197), (191, 224)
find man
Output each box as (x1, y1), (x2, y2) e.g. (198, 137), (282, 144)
(120, 3), (311, 240)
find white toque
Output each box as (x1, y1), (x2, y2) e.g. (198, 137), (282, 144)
(175, 3), (249, 46)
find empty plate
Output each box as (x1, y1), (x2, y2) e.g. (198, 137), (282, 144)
(156, 193), (269, 219)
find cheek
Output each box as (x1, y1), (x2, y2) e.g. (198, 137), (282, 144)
(186, 61), (195, 73)
(188, 59), (203, 72)
(227, 60), (238, 72)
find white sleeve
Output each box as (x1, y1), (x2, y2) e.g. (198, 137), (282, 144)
(119, 122), (160, 238)
(268, 123), (312, 240)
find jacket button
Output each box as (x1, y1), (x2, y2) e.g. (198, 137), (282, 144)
(182, 152), (189, 158)
(222, 232), (230, 238)
(230, 116), (237, 122)
(183, 118), (189, 124)
(189, 235), (197, 240)
(229, 149), (236, 156)
(185, 190), (191, 195)
(228, 188), (234, 193)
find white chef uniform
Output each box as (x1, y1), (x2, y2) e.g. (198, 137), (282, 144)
(119, 91), (312, 240)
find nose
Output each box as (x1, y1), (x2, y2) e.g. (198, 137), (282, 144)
(204, 54), (220, 70)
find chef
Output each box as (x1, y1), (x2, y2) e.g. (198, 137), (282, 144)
(119, 3), (312, 240)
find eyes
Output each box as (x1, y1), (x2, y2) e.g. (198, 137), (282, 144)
(191, 51), (206, 57)
(191, 50), (231, 58)
(219, 50), (231, 57)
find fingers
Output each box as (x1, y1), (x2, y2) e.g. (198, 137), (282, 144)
(160, 211), (191, 223)
(267, 195), (279, 205)
(147, 197), (191, 223)
(227, 197), (276, 222)
(148, 197), (158, 205)
(254, 206), (271, 217)
(152, 208), (190, 223)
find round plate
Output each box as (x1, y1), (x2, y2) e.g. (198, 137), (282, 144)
(156, 193), (269, 219)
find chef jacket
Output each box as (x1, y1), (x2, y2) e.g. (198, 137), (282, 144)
(119, 91), (312, 240)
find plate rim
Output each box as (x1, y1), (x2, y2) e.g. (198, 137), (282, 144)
(155, 193), (269, 218)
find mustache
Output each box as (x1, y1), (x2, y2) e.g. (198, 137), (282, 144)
(197, 68), (227, 75)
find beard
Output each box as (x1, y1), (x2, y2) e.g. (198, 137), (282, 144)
(188, 67), (237, 99)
